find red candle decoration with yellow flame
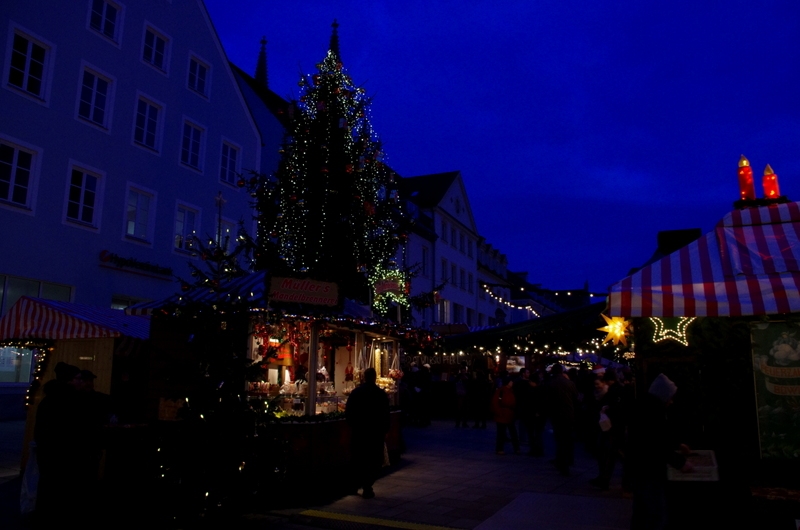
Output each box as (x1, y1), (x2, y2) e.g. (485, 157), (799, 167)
(763, 164), (781, 199)
(738, 155), (756, 201)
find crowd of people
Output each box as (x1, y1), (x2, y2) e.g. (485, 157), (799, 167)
(397, 360), (693, 528)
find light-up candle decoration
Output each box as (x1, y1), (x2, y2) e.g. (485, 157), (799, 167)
(763, 164), (781, 199)
(738, 155), (756, 201)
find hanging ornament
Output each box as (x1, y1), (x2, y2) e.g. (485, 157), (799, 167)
(236, 178), (246, 187)
(364, 201), (376, 216)
(649, 317), (695, 347)
(181, 283), (191, 292)
(345, 164), (354, 173)
(598, 314), (630, 346)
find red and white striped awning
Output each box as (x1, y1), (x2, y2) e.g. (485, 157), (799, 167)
(0, 296), (150, 341)
(608, 202), (800, 317)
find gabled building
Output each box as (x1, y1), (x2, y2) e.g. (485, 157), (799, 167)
(402, 170), (522, 330)
(0, 0), (266, 320)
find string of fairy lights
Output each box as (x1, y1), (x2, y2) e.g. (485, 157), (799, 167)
(481, 282), (541, 317)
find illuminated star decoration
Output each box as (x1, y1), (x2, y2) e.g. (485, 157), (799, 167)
(649, 317), (696, 347)
(598, 314), (631, 346)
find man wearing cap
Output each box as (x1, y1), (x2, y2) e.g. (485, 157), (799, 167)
(629, 373), (693, 529)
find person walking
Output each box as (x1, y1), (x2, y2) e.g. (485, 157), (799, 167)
(453, 369), (470, 428)
(345, 367), (390, 499)
(546, 363), (579, 476)
(491, 375), (520, 455)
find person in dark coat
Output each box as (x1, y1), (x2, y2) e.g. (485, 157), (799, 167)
(589, 370), (624, 490)
(514, 368), (544, 456)
(468, 370), (492, 428)
(34, 362), (84, 519)
(629, 373), (693, 529)
(345, 367), (390, 499)
(546, 363), (579, 476)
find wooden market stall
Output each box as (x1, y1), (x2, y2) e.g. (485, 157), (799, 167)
(126, 271), (413, 490)
(0, 296), (151, 468)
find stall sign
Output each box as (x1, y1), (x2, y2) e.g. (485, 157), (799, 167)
(269, 277), (338, 306)
(374, 279), (403, 295)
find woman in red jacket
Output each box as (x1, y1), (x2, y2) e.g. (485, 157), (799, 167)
(492, 374), (520, 455)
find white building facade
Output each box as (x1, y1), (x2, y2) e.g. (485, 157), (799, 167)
(0, 0), (263, 317)
(402, 171), (548, 331)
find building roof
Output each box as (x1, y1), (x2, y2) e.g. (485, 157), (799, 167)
(400, 171), (460, 209)
(229, 63), (291, 128)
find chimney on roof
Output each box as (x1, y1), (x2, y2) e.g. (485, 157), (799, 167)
(255, 36), (268, 87)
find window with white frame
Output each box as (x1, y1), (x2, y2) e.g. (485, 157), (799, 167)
(466, 308), (474, 326)
(421, 246), (429, 277)
(460, 268), (466, 290)
(180, 120), (204, 170)
(188, 56), (209, 97)
(89, 0), (122, 42)
(440, 220), (447, 243)
(125, 186), (154, 241)
(451, 227), (457, 248)
(450, 264), (457, 286)
(219, 141), (239, 184)
(467, 239), (473, 258)
(437, 299), (449, 323)
(174, 203), (198, 252)
(77, 66), (112, 128)
(0, 138), (37, 208)
(468, 273), (474, 293)
(460, 233), (465, 253)
(66, 167), (99, 226)
(441, 258), (447, 283)
(6, 28), (52, 100)
(133, 96), (161, 150)
(142, 25), (168, 72)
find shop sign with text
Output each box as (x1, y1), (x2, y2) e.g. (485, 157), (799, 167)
(269, 277), (338, 306)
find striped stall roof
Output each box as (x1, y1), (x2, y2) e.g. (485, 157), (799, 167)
(0, 296), (150, 341)
(608, 202), (800, 317)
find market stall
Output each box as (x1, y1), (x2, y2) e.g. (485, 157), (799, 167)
(0, 295), (151, 467)
(607, 196), (800, 526)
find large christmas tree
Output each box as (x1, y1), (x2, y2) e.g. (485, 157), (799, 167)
(252, 22), (410, 312)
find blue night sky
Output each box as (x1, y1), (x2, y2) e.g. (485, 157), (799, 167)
(204, 0), (800, 292)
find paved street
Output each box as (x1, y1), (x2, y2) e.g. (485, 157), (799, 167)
(1, 418), (631, 529)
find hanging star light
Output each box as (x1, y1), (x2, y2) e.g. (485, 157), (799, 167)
(598, 314), (630, 346)
(649, 317), (696, 346)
